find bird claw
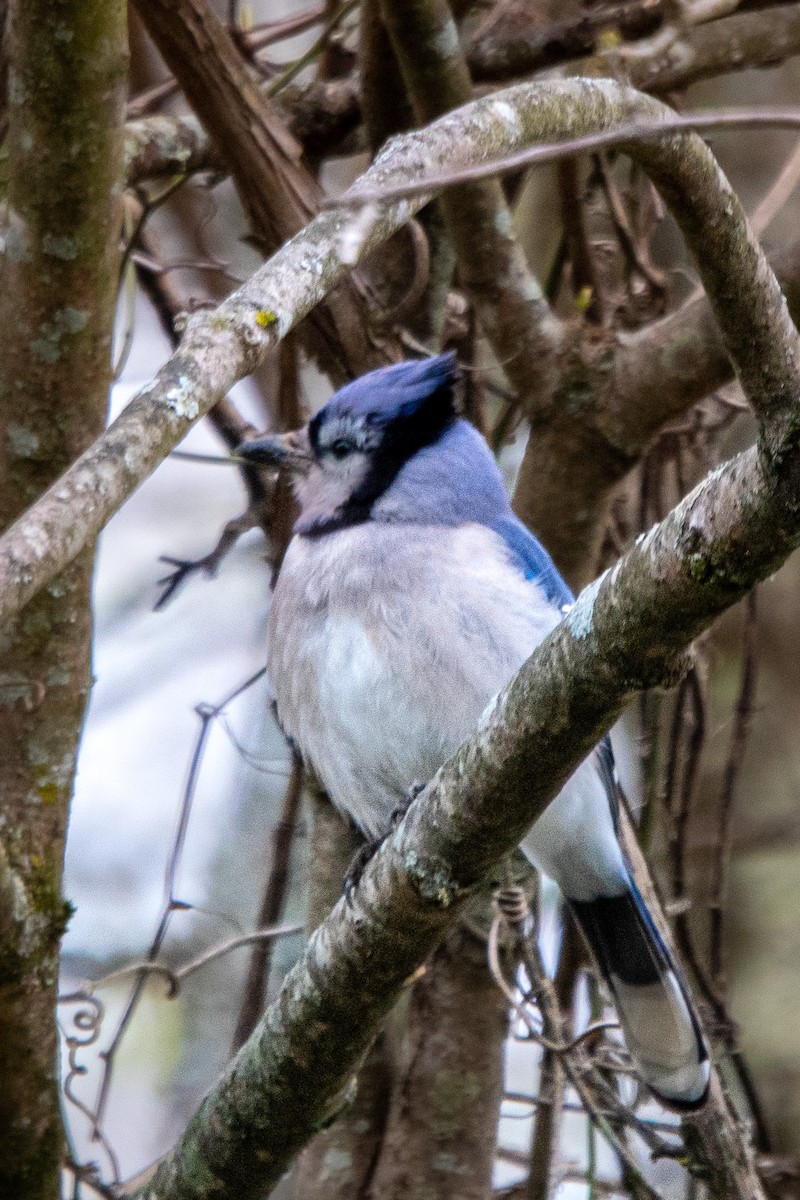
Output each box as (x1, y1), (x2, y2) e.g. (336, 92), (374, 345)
(343, 781), (427, 904)
(343, 839), (381, 905)
(389, 780), (425, 829)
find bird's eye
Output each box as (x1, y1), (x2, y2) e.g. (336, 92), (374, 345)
(328, 438), (352, 460)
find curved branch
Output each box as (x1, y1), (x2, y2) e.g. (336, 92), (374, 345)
(466, 2), (800, 88)
(0, 77), (793, 630)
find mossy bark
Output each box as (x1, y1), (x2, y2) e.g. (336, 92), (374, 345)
(0, 1), (127, 1196)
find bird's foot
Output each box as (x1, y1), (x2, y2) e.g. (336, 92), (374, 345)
(343, 781), (426, 904)
(343, 837), (382, 905)
(390, 779), (425, 829)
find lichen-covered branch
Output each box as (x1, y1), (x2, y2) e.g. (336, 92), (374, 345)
(378, 0), (563, 411)
(0, 75), (790, 639)
(0, 1), (127, 1196)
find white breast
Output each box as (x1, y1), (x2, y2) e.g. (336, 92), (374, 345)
(267, 522), (559, 839)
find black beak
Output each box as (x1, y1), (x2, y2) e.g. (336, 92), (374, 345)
(236, 429), (310, 469)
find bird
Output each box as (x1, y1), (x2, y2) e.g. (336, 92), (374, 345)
(238, 352), (710, 1112)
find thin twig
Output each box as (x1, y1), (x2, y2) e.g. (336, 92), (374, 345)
(663, 662), (720, 1005)
(90, 667), (267, 1135)
(120, 175), (191, 284)
(265, 0), (357, 99)
(241, 7), (326, 54)
(596, 153), (668, 298)
(750, 140), (800, 236)
(670, 665), (706, 919)
(327, 108), (800, 208)
(82, 924), (304, 998)
(126, 7), (327, 118)
(231, 750), (304, 1050)
(526, 918), (580, 1200)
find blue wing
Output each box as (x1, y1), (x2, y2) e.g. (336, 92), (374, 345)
(489, 513), (573, 609)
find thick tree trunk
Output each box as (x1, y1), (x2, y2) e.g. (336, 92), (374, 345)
(0, 2), (127, 1195)
(367, 924), (509, 1200)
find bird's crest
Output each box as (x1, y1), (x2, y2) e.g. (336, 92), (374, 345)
(309, 352), (458, 453)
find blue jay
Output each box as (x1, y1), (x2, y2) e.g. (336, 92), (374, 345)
(238, 353), (710, 1111)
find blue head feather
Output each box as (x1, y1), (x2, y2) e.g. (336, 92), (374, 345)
(309, 352), (458, 449)
(305, 354), (572, 608)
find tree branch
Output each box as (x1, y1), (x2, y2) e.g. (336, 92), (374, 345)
(466, 1), (800, 89)
(134, 0), (395, 383)
(464, 0), (666, 80)
(378, 0), (563, 410)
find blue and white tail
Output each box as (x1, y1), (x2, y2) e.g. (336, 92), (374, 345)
(570, 881), (710, 1110)
(524, 744), (710, 1111)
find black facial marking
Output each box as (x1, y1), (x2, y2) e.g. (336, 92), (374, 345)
(308, 408), (323, 455)
(304, 380), (457, 536)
